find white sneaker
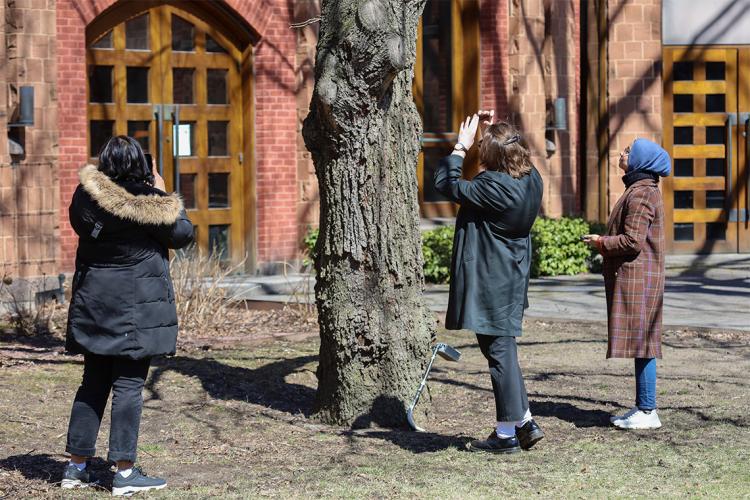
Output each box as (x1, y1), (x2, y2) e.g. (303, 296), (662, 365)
(610, 406), (639, 424)
(611, 407), (662, 429)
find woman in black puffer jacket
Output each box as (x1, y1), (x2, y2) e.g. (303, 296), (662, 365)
(62, 136), (193, 496)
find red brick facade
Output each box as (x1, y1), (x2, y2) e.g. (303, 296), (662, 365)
(0, 0), (698, 279)
(56, 0), (299, 272)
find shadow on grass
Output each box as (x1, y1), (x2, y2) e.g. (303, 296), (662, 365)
(348, 395), (472, 453)
(146, 355), (318, 417)
(0, 453), (112, 490)
(530, 401), (612, 428)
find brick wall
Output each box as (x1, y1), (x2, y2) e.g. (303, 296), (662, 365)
(55, 0), (301, 272)
(480, 0), (511, 119)
(605, 0), (662, 208)
(507, 0), (581, 217)
(293, 1), (320, 248)
(1, 0), (59, 279)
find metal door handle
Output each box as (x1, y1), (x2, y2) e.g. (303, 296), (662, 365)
(726, 113), (734, 200)
(746, 118), (750, 223)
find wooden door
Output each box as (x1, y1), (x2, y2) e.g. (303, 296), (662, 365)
(87, 5), (246, 264)
(414, 0), (479, 218)
(663, 48), (742, 253)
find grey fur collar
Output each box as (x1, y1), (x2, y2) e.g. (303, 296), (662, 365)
(79, 165), (183, 225)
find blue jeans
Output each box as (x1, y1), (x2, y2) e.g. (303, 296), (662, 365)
(634, 358), (657, 410)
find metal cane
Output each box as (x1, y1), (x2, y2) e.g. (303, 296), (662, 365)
(407, 342), (461, 432)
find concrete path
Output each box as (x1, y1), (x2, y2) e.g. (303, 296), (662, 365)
(233, 255), (750, 331)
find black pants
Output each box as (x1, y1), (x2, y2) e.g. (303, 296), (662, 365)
(66, 353), (151, 463)
(476, 334), (529, 422)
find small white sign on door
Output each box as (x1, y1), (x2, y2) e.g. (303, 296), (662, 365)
(173, 124), (192, 157)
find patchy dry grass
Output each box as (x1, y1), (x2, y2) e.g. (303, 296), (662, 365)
(0, 319), (748, 498)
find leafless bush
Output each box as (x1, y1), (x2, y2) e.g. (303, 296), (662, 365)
(0, 274), (65, 337)
(170, 248), (245, 335)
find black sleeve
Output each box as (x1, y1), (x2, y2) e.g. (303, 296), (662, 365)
(146, 209), (195, 250)
(433, 154), (512, 212)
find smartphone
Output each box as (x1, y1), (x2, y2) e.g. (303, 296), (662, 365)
(144, 153), (154, 171)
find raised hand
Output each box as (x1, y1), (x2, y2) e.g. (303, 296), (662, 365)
(457, 114), (480, 151)
(478, 109), (495, 134)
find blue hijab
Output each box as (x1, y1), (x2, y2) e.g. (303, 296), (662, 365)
(628, 138), (671, 176)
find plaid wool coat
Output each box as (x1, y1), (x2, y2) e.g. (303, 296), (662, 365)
(599, 177), (665, 359)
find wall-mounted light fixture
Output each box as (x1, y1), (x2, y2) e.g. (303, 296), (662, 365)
(553, 97), (567, 131)
(8, 86), (34, 127)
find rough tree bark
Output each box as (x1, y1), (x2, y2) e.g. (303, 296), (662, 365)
(302, 0), (434, 426)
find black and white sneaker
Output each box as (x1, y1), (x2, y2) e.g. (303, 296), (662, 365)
(61, 463), (99, 489)
(112, 467), (167, 497)
(111, 467), (167, 497)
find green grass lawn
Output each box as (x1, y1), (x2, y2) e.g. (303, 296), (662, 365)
(1, 320), (748, 498)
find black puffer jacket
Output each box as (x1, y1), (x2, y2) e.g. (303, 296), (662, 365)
(66, 165), (194, 359)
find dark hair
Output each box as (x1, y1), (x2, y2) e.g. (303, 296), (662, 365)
(479, 122), (533, 178)
(97, 135), (154, 185)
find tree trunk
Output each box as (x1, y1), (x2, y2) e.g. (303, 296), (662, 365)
(302, 0), (434, 426)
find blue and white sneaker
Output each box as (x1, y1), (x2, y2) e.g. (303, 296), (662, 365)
(61, 462), (99, 489)
(111, 466), (167, 496)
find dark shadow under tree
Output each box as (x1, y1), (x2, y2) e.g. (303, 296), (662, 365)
(302, 0), (435, 426)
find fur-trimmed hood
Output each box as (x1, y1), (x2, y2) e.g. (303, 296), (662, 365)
(79, 164), (184, 225)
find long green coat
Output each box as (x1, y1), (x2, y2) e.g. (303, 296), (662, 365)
(434, 154), (543, 336)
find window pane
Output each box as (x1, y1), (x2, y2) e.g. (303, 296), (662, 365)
(674, 126), (693, 145)
(173, 68), (194, 104)
(422, 147), (452, 202)
(673, 94), (693, 113)
(92, 31), (113, 49)
(208, 224), (230, 260)
(173, 122), (195, 157)
(672, 62), (693, 81)
(208, 173), (230, 208)
(180, 174), (196, 209)
(207, 121), (228, 156)
(706, 158), (726, 176)
(172, 16), (195, 52)
(207, 69), (228, 104)
(422, 0), (453, 132)
(89, 65), (113, 103)
(674, 191), (693, 209)
(90, 120), (114, 157)
(127, 67), (149, 103)
(705, 126), (725, 145)
(206, 35), (227, 54)
(706, 190), (725, 209)
(127, 121), (150, 152)
(674, 159), (693, 177)
(674, 223), (694, 241)
(706, 62), (725, 81)
(706, 222), (727, 240)
(706, 94), (725, 112)
(125, 13), (149, 50)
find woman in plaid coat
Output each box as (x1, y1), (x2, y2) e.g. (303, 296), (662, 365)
(583, 138), (670, 430)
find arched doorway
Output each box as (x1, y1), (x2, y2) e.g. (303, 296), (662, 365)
(86, 3), (254, 265)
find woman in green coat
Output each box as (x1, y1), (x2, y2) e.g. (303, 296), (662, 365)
(434, 112), (544, 454)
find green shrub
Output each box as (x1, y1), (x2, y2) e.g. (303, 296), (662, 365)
(302, 226), (319, 267)
(301, 217), (604, 282)
(531, 217), (593, 277)
(421, 226), (455, 284)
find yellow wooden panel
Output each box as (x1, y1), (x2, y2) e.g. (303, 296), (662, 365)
(667, 48), (733, 62)
(673, 209), (725, 223)
(672, 145), (725, 158)
(673, 81), (726, 94)
(672, 114), (727, 127)
(672, 177), (726, 190)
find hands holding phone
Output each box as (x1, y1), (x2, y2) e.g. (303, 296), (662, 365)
(581, 234), (601, 248)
